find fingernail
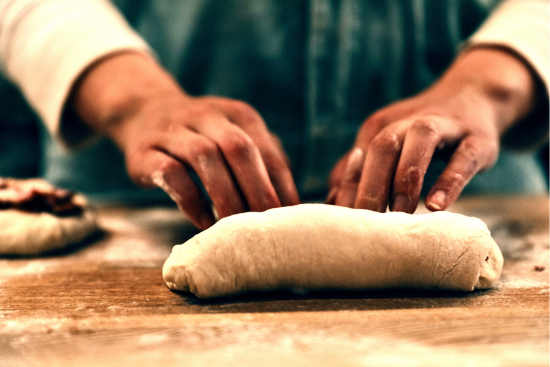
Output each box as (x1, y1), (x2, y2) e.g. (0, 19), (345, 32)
(427, 190), (446, 211)
(392, 194), (410, 212)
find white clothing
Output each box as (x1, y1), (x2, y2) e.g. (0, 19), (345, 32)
(0, 0), (548, 145)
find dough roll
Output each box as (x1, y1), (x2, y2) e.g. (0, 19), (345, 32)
(163, 204), (503, 299)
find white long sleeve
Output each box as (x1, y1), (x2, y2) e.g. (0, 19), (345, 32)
(0, 0), (151, 142)
(0, 0), (548, 145)
(468, 0), (550, 95)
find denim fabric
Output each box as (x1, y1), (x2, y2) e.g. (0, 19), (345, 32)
(0, 78), (42, 178)
(2, 0), (547, 202)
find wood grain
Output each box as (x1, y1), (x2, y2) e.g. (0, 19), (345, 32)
(1, 197), (548, 367)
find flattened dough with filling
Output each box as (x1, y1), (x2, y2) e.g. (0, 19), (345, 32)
(163, 204), (503, 299)
(0, 177), (97, 255)
(0, 206), (97, 255)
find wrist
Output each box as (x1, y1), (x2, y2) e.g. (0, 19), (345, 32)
(68, 51), (187, 148)
(436, 47), (539, 137)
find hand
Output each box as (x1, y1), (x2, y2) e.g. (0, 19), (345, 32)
(69, 52), (300, 229)
(328, 47), (539, 213)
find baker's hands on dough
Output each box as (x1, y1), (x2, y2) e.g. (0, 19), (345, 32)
(69, 52), (300, 229)
(328, 47), (540, 213)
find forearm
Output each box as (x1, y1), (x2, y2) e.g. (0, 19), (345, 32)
(68, 51), (300, 226)
(468, 0), (549, 95)
(68, 51), (187, 151)
(433, 46), (541, 140)
(464, 0), (549, 148)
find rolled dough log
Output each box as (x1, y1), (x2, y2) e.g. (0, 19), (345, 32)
(163, 204), (503, 299)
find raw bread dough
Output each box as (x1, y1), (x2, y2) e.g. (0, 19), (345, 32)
(163, 204), (503, 299)
(0, 206), (97, 255)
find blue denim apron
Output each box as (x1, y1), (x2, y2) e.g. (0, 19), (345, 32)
(1, 0), (547, 203)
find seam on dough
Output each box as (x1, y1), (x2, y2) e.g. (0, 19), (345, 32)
(431, 230), (443, 286)
(279, 225), (291, 290)
(434, 247), (469, 289)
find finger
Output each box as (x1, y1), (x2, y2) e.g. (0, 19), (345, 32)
(328, 155), (348, 192)
(354, 129), (405, 212)
(335, 148), (365, 207)
(326, 186), (338, 205)
(214, 100), (300, 207)
(196, 120), (282, 212)
(207, 98), (268, 135)
(391, 117), (461, 213)
(261, 146), (301, 206)
(425, 136), (498, 211)
(126, 149), (215, 229)
(247, 132), (300, 206)
(158, 131), (247, 219)
(326, 154), (349, 204)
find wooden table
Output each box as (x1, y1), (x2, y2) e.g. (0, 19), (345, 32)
(1, 196), (548, 367)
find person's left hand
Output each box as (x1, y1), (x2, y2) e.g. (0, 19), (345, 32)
(327, 47), (539, 213)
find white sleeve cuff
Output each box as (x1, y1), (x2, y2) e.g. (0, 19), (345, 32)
(467, 0), (550, 95)
(0, 0), (152, 145)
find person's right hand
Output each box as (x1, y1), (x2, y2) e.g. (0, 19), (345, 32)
(69, 52), (300, 229)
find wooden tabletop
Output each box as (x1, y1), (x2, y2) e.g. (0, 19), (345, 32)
(1, 196), (548, 367)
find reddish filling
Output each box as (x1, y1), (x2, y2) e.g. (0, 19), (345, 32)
(0, 178), (84, 216)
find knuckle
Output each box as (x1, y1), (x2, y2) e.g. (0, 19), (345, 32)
(442, 171), (469, 190)
(460, 137), (499, 169)
(156, 158), (180, 175)
(221, 130), (256, 159)
(263, 151), (287, 174)
(403, 165), (422, 187)
(459, 141), (482, 169)
(365, 110), (389, 129)
(370, 131), (401, 154)
(459, 159), (478, 180)
(410, 118), (439, 138)
(189, 139), (219, 163)
(230, 100), (253, 114)
(451, 170), (468, 185)
(342, 170), (362, 188)
(184, 104), (213, 123)
(126, 149), (179, 188)
(230, 100), (260, 123)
